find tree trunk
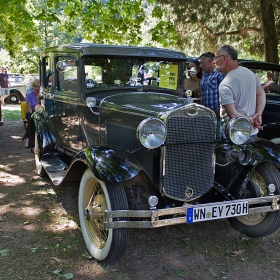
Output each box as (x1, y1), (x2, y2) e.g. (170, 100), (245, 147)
(259, 0), (279, 63)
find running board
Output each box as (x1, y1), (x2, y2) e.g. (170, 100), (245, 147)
(41, 158), (68, 184)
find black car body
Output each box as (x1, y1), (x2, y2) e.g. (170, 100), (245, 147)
(238, 60), (280, 143)
(33, 44), (280, 263)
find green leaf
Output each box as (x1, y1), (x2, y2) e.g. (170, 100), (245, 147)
(62, 273), (74, 279)
(31, 248), (39, 253)
(82, 252), (93, 259)
(52, 268), (63, 275)
(209, 269), (217, 276)
(0, 249), (9, 256)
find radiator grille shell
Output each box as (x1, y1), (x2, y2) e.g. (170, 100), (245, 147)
(162, 105), (216, 201)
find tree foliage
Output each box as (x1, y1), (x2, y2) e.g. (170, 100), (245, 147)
(62, 0), (145, 45)
(0, 0), (279, 70)
(153, 0), (279, 62)
(0, 0), (38, 56)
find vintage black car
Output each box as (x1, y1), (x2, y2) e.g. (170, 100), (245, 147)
(239, 60), (280, 144)
(33, 43), (280, 263)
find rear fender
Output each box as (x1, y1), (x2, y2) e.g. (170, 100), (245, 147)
(77, 146), (142, 183)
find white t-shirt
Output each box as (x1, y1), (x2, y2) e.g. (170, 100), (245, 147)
(219, 66), (261, 136)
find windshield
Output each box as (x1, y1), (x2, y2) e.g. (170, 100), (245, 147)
(9, 76), (24, 83)
(83, 57), (181, 91)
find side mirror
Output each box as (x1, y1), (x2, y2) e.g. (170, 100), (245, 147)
(56, 61), (68, 72)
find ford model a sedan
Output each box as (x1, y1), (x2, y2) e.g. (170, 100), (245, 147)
(34, 43), (280, 263)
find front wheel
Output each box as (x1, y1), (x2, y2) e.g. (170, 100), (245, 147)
(229, 162), (280, 237)
(78, 169), (129, 263)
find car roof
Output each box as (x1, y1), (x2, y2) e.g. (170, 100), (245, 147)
(238, 60), (280, 71)
(42, 43), (187, 60)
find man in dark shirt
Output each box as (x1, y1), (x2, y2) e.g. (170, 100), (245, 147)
(0, 66), (11, 104)
(0, 66), (11, 125)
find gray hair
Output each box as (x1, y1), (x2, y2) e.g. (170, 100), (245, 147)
(32, 79), (40, 87)
(220, 45), (238, 61)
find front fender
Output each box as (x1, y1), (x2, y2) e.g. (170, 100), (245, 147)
(216, 137), (280, 195)
(78, 146), (142, 183)
(32, 109), (59, 150)
(248, 137), (280, 165)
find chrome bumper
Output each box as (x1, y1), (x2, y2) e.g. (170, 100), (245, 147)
(104, 195), (280, 229)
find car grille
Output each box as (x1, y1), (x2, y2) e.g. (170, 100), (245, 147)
(162, 105), (216, 201)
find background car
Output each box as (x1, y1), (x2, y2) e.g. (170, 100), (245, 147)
(7, 74), (38, 104)
(239, 60), (280, 143)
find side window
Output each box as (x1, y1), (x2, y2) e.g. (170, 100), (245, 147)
(57, 57), (77, 92)
(85, 65), (102, 89)
(42, 56), (52, 88)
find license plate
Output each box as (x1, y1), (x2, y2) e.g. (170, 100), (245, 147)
(186, 201), (249, 223)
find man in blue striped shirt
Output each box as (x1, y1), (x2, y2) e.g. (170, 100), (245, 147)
(199, 52), (225, 139)
(199, 52), (225, 117)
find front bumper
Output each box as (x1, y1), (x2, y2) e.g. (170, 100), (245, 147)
(104, 195), (280, 229)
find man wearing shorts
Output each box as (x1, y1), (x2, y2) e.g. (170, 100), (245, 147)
(0, 66), (11, 106)
(0, 66), (11, 125)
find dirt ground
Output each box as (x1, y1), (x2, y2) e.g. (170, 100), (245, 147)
(1, 105), (280, 280)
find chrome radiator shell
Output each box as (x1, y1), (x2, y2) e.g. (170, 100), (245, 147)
(161, 104), (217, 201)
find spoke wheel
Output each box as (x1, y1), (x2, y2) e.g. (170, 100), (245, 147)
(229, 162), (280, 237)
(78, 169), (129, 263)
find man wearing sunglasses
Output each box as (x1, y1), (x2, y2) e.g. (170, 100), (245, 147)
(215, 45), (265, 137)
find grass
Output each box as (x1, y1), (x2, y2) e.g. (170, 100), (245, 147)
(2, 105), (22, 121)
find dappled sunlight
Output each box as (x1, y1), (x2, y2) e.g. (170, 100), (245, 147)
(21, 206), (43, 216)
(49, 218), (79, 232)
(20, 223), (38, 231)
(32, 188), (56, 196)
(0, 171), (25, 185)
(10, 135), (22, 140)
(0, 192), (7, 199)
(73, 261), (105, 278)
(0, 203), (15, 214)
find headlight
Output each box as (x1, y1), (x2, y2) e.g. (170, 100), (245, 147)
(225, 117), (251, 145)
(137, 118), (166, 149)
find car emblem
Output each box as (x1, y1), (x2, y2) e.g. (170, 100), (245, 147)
(187, 108), (198, 116)
(185, 188), (194, 198)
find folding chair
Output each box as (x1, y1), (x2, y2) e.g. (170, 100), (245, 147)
(20, 101), (29, 140)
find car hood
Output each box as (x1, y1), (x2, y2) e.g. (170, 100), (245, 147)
(100, 92), (183, 117)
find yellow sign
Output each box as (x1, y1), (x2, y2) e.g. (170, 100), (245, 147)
(159, 64), (178, 90)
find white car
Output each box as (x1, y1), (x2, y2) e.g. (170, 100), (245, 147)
(7, 75), (38, 104)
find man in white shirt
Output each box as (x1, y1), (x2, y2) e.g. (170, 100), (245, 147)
(214, 45), (265, 137)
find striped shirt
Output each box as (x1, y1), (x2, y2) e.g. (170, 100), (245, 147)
(200, 70), (225, 112)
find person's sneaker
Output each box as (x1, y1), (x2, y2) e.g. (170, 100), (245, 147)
(0, 121), (3, 126)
